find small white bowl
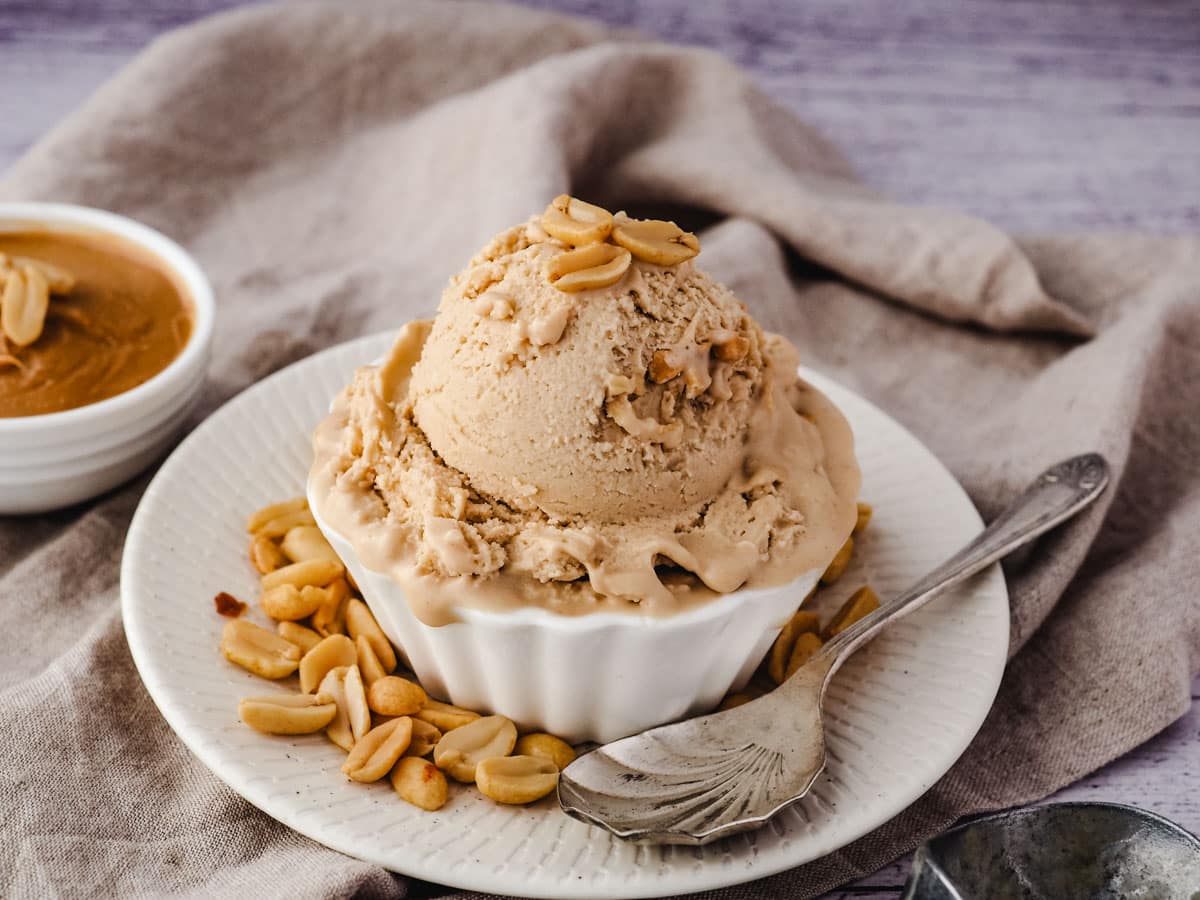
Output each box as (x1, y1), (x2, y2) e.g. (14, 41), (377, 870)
(310, 495), (824, 744)
(0, 203), (214, 515)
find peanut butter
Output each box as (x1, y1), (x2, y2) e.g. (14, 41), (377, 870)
(0, 229), (192, 418)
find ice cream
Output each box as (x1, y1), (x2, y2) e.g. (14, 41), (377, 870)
(310, 198), (860, 625)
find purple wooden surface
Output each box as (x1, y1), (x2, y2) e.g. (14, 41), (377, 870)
(2, 1), (1198, 897)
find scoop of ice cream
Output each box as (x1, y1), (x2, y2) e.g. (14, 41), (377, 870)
(310, 204), (860, 623)
(408, 221), (765, 522)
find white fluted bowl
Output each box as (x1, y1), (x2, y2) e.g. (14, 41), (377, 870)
(311, 491), (827, 744)
(0, 203), (214, 514)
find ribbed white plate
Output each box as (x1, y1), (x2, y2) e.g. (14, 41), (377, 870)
(121, 332), (1009, 899)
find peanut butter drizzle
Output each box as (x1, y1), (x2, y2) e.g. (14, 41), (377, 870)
(0, 230), (192, 418)
(311, 322), (861, 627)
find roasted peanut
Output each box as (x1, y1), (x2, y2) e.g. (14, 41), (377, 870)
(310, 577), (350, 637)
(344, 664), (371, 743)
(767, 609), (822, 685)
(13, 256), (74, 293)
(246, 498), (308, 534)
(299, 634), (356, 693)
(415, 699), (480, 733)
(221, 619), (301, 679)
(261, 558), (344, 592)
(783, 631), (825, 681)
(318, 666), (354, 751)
(513, 733), (576, 772)
(406, 718), (442, 758)
(213, 591), (246, 618)
(341, 717), (413, 783)
(648, 349), (682, 383)
(854, 502), (873, 534)
(821, 536), (854, 585)
(255, 509), (318, 539)
(277, 621), (322, 654)
(249, 534), (288, 574)
(238, 692), (337, 735)
(544, 243), (631, 293)
(433, 714), (517, 783)
(259, 583), (326, 621)
(611, 215), (700, 266)
(280, 525), (340, 565)
(539, 194), (613, 246)
(355, 635), (387, 687)
(367, 675), (426, 717)
(824, 586), (881, 639)
(475, 755), (559, 805)
(390, 757), (448, 811)
(345, 598), (396, 673)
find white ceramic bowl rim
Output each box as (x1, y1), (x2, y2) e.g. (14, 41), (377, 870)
(0, 202), (215, 433)
(310, 464), (826, 636)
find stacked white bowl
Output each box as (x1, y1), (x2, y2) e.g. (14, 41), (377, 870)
(0, 203), (214, 515)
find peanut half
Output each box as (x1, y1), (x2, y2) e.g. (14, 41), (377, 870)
(342, 717), (413, 783)
(12, 256), (74, 293)
(1, 264), (50, 347)
(406, 718), (442, 758)
(280, 525), (340, 565)
(475, 755), (559, 805)
(821, 536), (854, 585)
(355, 635), (388, 687)
(277, 621), (322, 655)
(299, 634), (356, 693)
(310, 577), (350, 637)
(854, 501), (873, 534)
(433, 714), (517, 783)
(239, 693), (337, 735)
(367, 675), (426, 717)
(611, 215), (700, 266)
(514, 733), (576, 772)
(318, 664), (370, 751)
(221, 620), (301, 679)
(390, 757), (448, 811)
(414, 699), (480, 733)
(540, 194), (614, 247)
(261, 558), (343, 592)
(767, 609), (822, 685)
(345, 598), (396, 673)
(545, 243), (631, 293)
(783, 631), (825, 680)
(246, 497), (308, 534)
(824, 586), (881, 639)
(249, 534), (288, 575)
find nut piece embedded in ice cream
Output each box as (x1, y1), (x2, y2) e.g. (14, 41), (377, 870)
(648, 349), (682, 384)
(1, 264), (50, 347)
(611, 215), (700, 266)
(540, 194), (614, 246)
(713, 334), (750, 362)
(544, 243), (631, 293)
(238, 692), (337, 735)
(475, 755), (560, 805)
(433, 714), (517, 783)
(220, 619), (302, 679)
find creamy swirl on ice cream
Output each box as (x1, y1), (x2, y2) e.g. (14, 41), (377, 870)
(310, 201), (860, 625)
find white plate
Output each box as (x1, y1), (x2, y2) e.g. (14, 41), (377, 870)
(121, 332), (1009, 899)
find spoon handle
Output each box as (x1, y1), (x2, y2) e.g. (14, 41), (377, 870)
(810, 453), (1110, 673)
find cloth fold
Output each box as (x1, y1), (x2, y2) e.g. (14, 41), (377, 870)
(2, 1), (1198, 897)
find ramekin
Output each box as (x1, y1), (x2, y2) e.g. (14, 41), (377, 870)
(0, 203), (214, 515)
(310, 497), (825, 744)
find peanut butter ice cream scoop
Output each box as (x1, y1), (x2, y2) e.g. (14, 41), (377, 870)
(311, 198), (860, 624)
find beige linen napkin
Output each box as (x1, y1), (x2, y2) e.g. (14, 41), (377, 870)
(2, 2), (1198, 897)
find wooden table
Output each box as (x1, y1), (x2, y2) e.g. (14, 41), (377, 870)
(3, 1), (1197, 896)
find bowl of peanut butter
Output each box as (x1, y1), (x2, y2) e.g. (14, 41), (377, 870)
(0, 203), (214, 514)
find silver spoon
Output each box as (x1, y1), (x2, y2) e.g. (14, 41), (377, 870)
(558, 453), (1110, 845)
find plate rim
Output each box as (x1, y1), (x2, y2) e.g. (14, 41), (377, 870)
(121, 330), (1009, 899)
